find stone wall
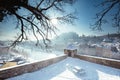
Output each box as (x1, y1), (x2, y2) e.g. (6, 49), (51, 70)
(78, 46), (120, 60)
(74, 54), (120, 69)
(64, 49), (77, 57)
(0, 55), (67, 79)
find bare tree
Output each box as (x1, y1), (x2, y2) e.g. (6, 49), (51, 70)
(91, 0), (120, 33)
(0, 0), (76, 47)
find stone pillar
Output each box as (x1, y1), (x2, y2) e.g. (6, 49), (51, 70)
(64, 49), (77, 57)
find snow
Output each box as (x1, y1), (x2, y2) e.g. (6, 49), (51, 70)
(26, 50), (64, 62)
(7, 57), (120, 80)
(14, 45), (64, 61)
(0, 44), (64, 64)
(66, 43), (77, 50)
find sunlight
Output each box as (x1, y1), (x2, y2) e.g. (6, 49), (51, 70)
(51, 18), (58, 25)
(48, 54), (57, 58)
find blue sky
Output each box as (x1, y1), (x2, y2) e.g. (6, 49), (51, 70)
(66, 0), (117, 36)
(0, 0), (117, 40)
(48, 0), (117, 37)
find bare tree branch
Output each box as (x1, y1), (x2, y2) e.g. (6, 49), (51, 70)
(36, 0), (45, 9)
(92, 0), (120, 32)
(0, 0), (76, 47)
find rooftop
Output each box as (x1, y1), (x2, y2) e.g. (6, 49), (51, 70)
(8, 57), (120, 80)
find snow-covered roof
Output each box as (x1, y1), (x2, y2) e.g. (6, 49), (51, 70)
(66, 44), (77, 50)
(103, 38), (112, 42)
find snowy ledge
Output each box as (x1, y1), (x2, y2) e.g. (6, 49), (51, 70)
(74, 54), (120, 69)
(7, 57), (120, 80)
(0, 55), (67, 79)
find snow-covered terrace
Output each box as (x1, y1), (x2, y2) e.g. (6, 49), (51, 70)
(7, 57), (120, 80)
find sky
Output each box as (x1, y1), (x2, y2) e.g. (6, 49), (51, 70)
(0, 0), (117, 41)
(59, 0), (117, 36)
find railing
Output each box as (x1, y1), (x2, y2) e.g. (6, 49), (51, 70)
(74, 54), (120, 69)
(0, 55), (67, 79)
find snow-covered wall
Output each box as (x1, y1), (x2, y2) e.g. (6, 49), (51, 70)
(74, 54), (120, 69)
(78, 45), (120, 60)
(0, 55), (67, 79)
